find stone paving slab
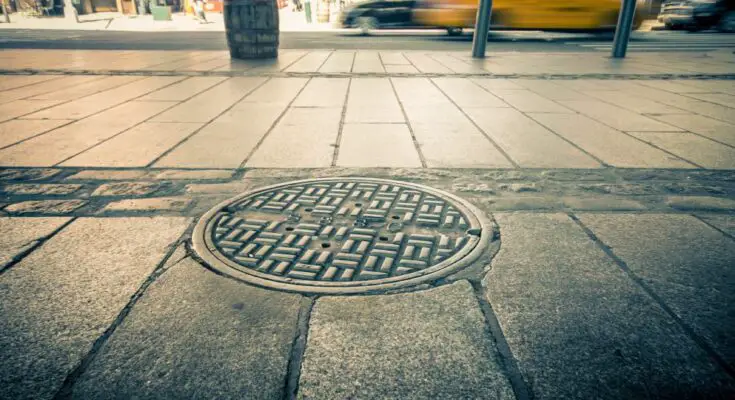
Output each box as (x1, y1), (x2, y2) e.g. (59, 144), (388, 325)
(22, 76), (184, 121)
(0, 217), (189, 400)
(71, 257), (305, 400)
(484, 213), (735, 399)
(697, 214), (735, 237)
(0, 73), (732, 170)
(578, 214), (735, 369)
(0, 216), (70, 269)
(0, 119), (73, 150)
(299, 281), (515, 400)
(0, 101), (177, 167)
(629, 131), (735, 170)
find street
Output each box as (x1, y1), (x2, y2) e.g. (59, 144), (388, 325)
(0, 14), (734, 400)
(1, 27), (734, 52)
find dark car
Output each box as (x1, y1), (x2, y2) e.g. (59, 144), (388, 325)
(658, 0), (735, 32)
(339, 0), (418, 33)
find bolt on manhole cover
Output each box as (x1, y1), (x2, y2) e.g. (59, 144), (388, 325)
(192, 178), (491, 294)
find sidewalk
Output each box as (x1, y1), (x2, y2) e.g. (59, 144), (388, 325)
(0, 48), (734, 399)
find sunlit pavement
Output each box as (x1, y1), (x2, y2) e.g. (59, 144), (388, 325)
(1, 47), (734, 399)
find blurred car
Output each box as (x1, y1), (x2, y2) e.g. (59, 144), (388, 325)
(412, 0), (645, 34)
(658, 0), (735, 31)
(340, 0), (419, 33)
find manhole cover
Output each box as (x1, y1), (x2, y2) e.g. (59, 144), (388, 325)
(192, 178), (490, 294)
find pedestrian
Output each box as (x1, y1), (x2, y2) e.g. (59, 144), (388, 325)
(304, 0), (312, 23)
(193, 0), (207, 23)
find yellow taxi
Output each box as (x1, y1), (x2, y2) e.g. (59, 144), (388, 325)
(413, 0), (645, 34)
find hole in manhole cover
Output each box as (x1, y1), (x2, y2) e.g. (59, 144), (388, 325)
(192, 178), (491, 294)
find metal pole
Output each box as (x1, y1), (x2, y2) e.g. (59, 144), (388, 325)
(471, 0), (492, 58)
(611, 0), (637, 58)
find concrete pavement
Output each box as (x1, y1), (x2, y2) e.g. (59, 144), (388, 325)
(1, 48), (734, 399)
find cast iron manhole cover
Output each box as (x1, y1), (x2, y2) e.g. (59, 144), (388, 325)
(192, 178), (490, 294)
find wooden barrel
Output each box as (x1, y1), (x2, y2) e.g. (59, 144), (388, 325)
(224, 0), (279, 59)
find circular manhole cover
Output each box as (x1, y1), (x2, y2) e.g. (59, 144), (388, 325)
(192, 178), (490, 294)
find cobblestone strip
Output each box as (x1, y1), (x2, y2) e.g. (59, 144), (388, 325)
(568, 213), (735, 379)
(3, 70), (735, 80)
(2, 167), (734, 217)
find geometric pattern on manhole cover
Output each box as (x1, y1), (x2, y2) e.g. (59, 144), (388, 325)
(192, 178), (489, 294)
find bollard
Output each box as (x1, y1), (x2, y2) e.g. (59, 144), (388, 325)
(471, 0), (492, 58)
(612, 0), (637, 58)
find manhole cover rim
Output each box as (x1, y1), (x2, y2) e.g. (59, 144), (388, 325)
(192, 177), (491, 295)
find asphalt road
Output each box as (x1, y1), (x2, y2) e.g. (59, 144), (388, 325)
(0, 28), (733, 52)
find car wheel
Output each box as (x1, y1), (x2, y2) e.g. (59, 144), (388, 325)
(718, 11), (735, 33)
(356, 16), (379, 35)
(446, 27), (463, 36)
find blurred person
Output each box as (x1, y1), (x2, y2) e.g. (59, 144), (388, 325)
(304, 0), (312, 23)
(193, 0), (207, 23)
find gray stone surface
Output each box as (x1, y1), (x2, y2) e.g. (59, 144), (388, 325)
(0, 217), (189, 400)
(696, 214), (735, 237)
(72, 257), (305, 400)
(299, 281), (514, 400)
(91, 181), (160, 197)
(578, 214), (735, 369)
(154, 169), (233, 180)
(67, 170), (151, 181)
(1, 183), (82, 195)
(666, 196), (735, 211)
(485, 213), (734, 399)
(0, 168), (60, 181)
(185, 181), (253, 194)
(103, 197), (192, 212)
(629, 131), (735, 169)
(4, 199), (87, 214)
(0, 217), (70, 268)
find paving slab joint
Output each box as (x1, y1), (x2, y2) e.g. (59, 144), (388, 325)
(51, 220), (198, 400)
(470, 280), (532, 400)
(0, 217), (76, 275)
(284, 296), (316, 400)
(567, 212), (735, 379)
(691, 214), (735, 241)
